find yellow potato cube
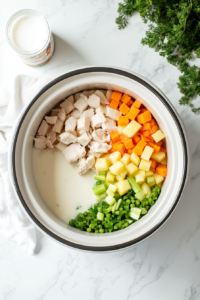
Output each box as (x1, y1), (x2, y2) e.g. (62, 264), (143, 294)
(135, 170), (146, 178)
(116, 175), (124, 182)
(122, 120), (142, 138)
(101, 153), (111, 162)
(135, 175), (145, 184)
(152, 130), (165, 143)
(141, 183), (151, 195)
(110, 151), (121, 164)
(139, 159), (151, 171)
(106, 172), (115, 182)
(145, 171), (154, 177)
(109, 161), (125, 175)
(130, 152), (140, 166)
(120, 170), (128, 179)
(154, 173), (164, 184)
(141, 146), (154, 161)
(118, 180), (131, 196)
(151, 152), (166, 162)
(160, 156), (167, 165)
(125, 163), (138, 176)
(114, 182), (120, 192)
(95, 158), (110, 172)
(117, 126), (126, 134)
(120, 153), (130, 166)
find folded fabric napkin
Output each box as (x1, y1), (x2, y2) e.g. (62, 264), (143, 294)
(0, 75), (50, 254)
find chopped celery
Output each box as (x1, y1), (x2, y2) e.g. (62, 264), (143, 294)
(95, 193), (107, 202)
(104, 181), (111, 189)
(146, 176), (155, 187)
(92, 184), (106, 195)
(135, 191), (145, 201)
(129, 207), (142, 220)
(94, 174), (106, 181)
(112, 202), (117, 213)
(105, 206), (113, 213)
(97, 212), (104, 221)
(127, 176), (142, 193)
(106, 189), (115, 197)
(105, 195), (116, 206)
(108, 184), (117, 193)
(99, 171), (106, 175)
(141, 208), (148, 215)
(116, 198), (122, 210)
(126, 219), (133, 224)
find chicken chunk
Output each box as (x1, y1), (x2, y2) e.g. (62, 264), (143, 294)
(65, 116), (77, 133)
(106, 90), (112, 102)
(74, 97), (88, 113)
(57, 108), (66, 122)
(77, 158), (90, 175)
(56, 142), (66, 152)
(82, 90), (91, 97)
(78, 131), (91, 146)
(94, 90), (109, 105)
(88, 141), (111, 153)
(51, 108), (60, 116)
(60, 99), (74, 114)
(106, 106), (122, 121)
(96, 105), (106, 115)
(91, 112), (106, 128)
(69, 109), (82, 119)
(52, 119), (64, 133)
(45, 116), (58, 125)
(37, 120), (51, 136)
(77, 117), (90, 132)
(59, 132), (77, 145)
(87, 149), (103, 158)
(63, 143), (86, 163)
(87, 94), (100, 108)
(92, 129), (110, 143)
(81, 108), (95, 119)
(87, 155), (95, 168)
(46, 138), (54, 149)
(47, 130), (57, 144)
(34, 136), (47, 149)
(74, 93), (81, 102)
(102, 117), (117, 132)
(66, 95), (74, 104)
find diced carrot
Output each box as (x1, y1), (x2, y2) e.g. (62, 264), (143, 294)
(127, 148), (134, 154)
(148, 142), (161, 153)
(126, 99), (134, 106)
(124, 138), (134, 149)
(133, 100), (142, 109)
(137, 110), (152, 124)
(120, 133), (130, 143)
(121, 94), (131, 104)
(109, 99), (118, 110)
(156, 165), (168, 177)
(160, 147), (167, 153)
(156, 141), (163, 146)
(132, 140), (147, 156)
(140, 134), (151, 142)
(157, 164), (167, 169)
(133, 134), (141, 144)
(151, 125), (159, 135)
(150, 159), (157, 170)
(113, 140), (123, 145)
(112, 143), (126, 153)
(126, 106), (140, 120)
(138, 108), (147, 115)
(119, 100), (123, 107)
(143, 130), (151, 137)
(111, 91), (122, 102)
(110, 132), (120, 143)
(119, 103), (130, 115)
(118, 116), (129, 127)
(150, 119), (157, 127)
(141, 123), (151, 131)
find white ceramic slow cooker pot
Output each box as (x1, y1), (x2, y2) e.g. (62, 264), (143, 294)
(8, 66), (190, 251)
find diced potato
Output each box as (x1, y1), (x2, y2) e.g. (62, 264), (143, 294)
(120, 170), (127, 179)
(141, 183), (151, 195)
(157, 182), (163, 188)
(118, 126), (126, 134)
(151, 152), (166, 162)
(114, 182), (120, 192)
(154, 173), (164, 184)
(101, 153), (111, 162)
(106, 172), (115, 182)
(52, 119), (64, 133)
(109, 161), (125, 175)
(122, 120), (142, 138)
(135, 175), (145, 184)
(141, 146), (154, 161)
(126, 163), (138, 176)
(139, 159), (151, 171)
(120, 153), (130, 166)
(116, 175), (124, 182)
(145, 171), (154, 177)
(95, 158), (110, 172)
(110, 151), (121, 164)
(160, 156), (167, 165)
(118, 180), (131, 196)
(135, 170), (146, 178)
(152, 130), (165, 142)
(130, 152), (140, 166)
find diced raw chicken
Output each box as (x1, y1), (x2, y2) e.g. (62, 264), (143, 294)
(100, 90), (107, 96)
(87, 155), (95, 168)
(46, 138), (54, 149)
(106, 90), (112, 102)
(87, 94), (100, 108)
(56, 142), (66, 152)
(69, 109), (82, 119)
(59, 132), (77, 145)
(81, 108), (95, 119)
(60, 99), (74, 114)
(79, 93), (88, 102)
(37, 120), (51, 136)
(52, 119), (64, 133)
(74, 97), (88, 113)
(77, 158), (90, 175)
(92, 129), (110, 143)
(82, 91), (91, 97)
(34, 136), (47, 149)
(66, 95), (74, 104)
(51, 108), (60, 116)
(46, 125), (52, 136)
(77, 117), (90, 132)
(106, 106), (122, 121)
(94, 90), (109, 105)
(102, 118), (117, 133)
(57, 108), (66, 122)
(63, 143), (86, 163)
(45, 116), (58, 125)
(78, 131), (91, 146)
(47, 130), (57, 144)
(65, 116), (77, 133)
(74, 93), (81, 102)
(96, 105), (106, 115)
(88, 141), (111, 153)
(91, 113), (106, 128)
(87, 149), (103, 158)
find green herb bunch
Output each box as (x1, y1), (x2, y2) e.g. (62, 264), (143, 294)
(116, 0), (200, 113)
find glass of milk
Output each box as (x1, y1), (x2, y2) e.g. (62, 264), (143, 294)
(6, 9), (55, 67)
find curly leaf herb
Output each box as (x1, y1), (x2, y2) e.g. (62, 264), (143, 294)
(116, 0), (200, 113)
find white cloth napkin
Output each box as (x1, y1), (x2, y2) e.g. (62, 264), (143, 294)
(0, 75), (50, 254)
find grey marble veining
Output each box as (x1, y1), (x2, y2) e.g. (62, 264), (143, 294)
(0, 0), (200, 299)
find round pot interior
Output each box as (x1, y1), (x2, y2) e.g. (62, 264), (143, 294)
(9, 67), (189, 251)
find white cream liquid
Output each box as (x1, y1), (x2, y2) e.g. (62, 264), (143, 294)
(32, 148), (95, 223)
(11, 15), (47, 51)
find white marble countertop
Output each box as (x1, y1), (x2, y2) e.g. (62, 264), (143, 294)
(1, 0), (200, 299)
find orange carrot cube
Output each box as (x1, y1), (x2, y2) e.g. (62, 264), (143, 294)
(110, 132), (120, 143)
(126, 106), (140, 120)
(111, 91), (122, 102)
(109, 100), (118, 110)
(137, 110), (152, 124)
(133, 100), (142, 109)
(124, 138), (134, 149)
(118, 116), (129, 127)
(126, 99), (134, 106)
(121, 94), (131, 104)
(119, 103), (130, 115)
